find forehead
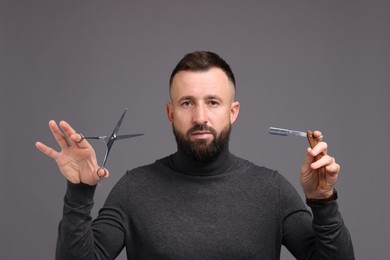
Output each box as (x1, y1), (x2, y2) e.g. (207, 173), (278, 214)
(170, 68), (235, 100)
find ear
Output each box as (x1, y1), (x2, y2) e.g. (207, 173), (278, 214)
(166, 102), (174, 123)
(230, 101), (240, 124)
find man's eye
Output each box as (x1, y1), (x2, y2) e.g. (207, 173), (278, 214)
(181, 101), (192, 107)
(208, 101), (219, 107)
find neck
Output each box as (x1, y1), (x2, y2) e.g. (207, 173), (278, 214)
(170, 144), (235, 176)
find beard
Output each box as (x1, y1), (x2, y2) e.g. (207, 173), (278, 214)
(172, 123), (231, 163)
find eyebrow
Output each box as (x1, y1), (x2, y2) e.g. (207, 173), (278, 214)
(176, 96), (194, 104)
(205, 95), (223, 102)
(177, 95), (223, 102)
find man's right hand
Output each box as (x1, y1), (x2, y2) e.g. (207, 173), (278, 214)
(36, 120), (109, 186)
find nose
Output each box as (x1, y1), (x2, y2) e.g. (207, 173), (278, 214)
(192, 105), (208, 125)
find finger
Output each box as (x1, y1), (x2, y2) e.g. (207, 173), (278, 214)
(324, 160), (340, 187)
(311, 154), (334, 170)
(59, 121), (93, 149)
(97, 167), (110, 180)
(301, 147), (314, 174)
(325, 159), (340, 176)
(59, 121), (77, 142)
(303, 147), (314, 164)
(35, 141), (59, 160)
(310, 141), (328, 157)
(70, 132), (87, 148)
(313, 130), (323, 139)
(74, 133), (85, 144)
(48, 120), (71, 149)
(70, 132), (94, 150)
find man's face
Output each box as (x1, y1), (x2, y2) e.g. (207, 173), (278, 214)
(167, 68), (240, 162)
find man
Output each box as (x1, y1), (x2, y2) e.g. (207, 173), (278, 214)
(36, 51), (354, 259)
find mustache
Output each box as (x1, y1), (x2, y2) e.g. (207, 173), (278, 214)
(186, 124), (217, 136)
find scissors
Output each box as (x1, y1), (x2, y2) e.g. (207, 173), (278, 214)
(84, 108), (144, 179)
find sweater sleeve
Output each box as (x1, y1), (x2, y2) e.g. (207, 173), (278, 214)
(56, 181), (126, 260)
(279, 175), (355, 260)
(307, 201), (355, 259)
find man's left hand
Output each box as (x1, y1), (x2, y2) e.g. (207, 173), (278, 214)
(300, 130), (340, 199)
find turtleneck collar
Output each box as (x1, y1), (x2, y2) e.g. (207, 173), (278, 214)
(169, 145), (237, 176)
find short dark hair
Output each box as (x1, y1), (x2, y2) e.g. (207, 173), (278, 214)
(169, 51), (236, 88)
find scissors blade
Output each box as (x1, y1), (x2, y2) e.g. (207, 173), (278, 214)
(101, 108), (128, 166)
(100, 134), (143, 167)
(105, 108), (127, 147)
(115, 134), (144, 140)
(268, 127), (306, 138)
(85, 134), (144, 143)
(102, 148), (110, 167)
(111, 108), (127, 139)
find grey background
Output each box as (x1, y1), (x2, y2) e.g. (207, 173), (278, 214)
(1, 0), (389, 259)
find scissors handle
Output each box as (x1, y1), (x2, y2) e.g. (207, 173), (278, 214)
(84, 137), (100, 139)
(85, 136), (110, 143)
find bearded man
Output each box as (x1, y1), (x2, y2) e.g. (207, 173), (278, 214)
(36, 51), (354, 260)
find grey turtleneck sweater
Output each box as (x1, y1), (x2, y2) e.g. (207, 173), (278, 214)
(56, 147), (354, 259)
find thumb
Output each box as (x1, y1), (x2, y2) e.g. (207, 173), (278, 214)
(97, 167), (110, 180)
